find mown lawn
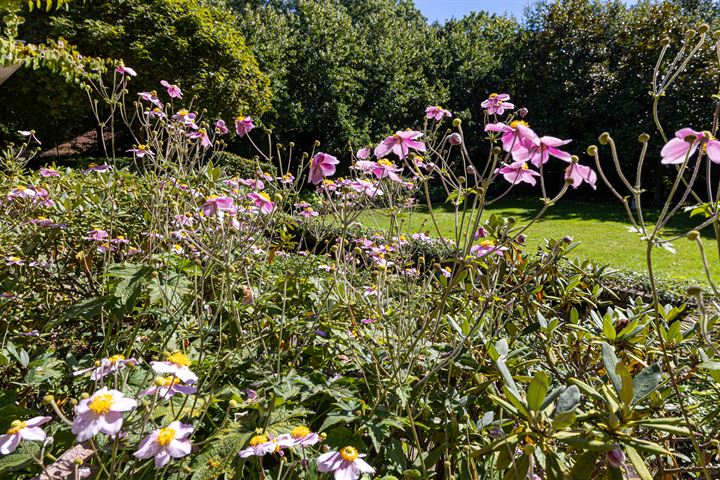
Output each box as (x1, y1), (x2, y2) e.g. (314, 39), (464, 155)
(356, 197), (720, 282)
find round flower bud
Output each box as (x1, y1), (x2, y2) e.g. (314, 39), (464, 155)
(376, 264), (386, 271)
(452, 118), (462, 127)
(714, 30), (720, 40)
(607, 446), (626, 469)
(154, 376), (166, 386)
(518, 107), (529, 117)
(685, 29), (697, 40)
(637, 133), (650, 143)
(599, 132), (611, 145)
(457, 176), (466, 184)
(660, 37), (671, 46)
(587, 145), (598, 156)
(607, 413), (620, 431)
(314, 140), (321, 147)
(571, 155), (579, 164)
(352, 247), (362, 255)
(229, 399), (239, 408)
(432, 263), (441, 272)
(43, 395), (55, 404)
(274, 193), (283, 202)
(687, 230), (700, 241)
(562, 236), (574, 244)
(684, 133), (698, 143)
(492, 146), (502, 156)
(266, 129), (273, 135)
(289, 142), (295, 148)
(73, 457), (84, 466)
(516, 234), (526, 244)
(151, 270), (159, 278)
(418, 256), (425, 265)
(564, 177), (576, 186)
(686, 285), (703, 296)
(448, 133), (462, 145)
(69, 398), (78, 406)
(698, 23), (710, 34)
(80, 392), (89, 399)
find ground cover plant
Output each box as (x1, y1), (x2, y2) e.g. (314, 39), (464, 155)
(1, 9), (720, 480)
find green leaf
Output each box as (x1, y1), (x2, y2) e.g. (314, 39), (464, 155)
(601, 343), (622, 394)
(496, 358), (519, 395)
(624, 445), (652, 480)
(569, 451), (599, 479)
(632, 363), (661, 404)
(615, 363), (633, 407)
(556, 385), (581, 413)
(602, 315), (616, 340)
(552, 411), (576, 429)
(527, 371), (550, 412)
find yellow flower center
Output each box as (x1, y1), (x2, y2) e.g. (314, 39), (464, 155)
(291, 426), (311, 439)
(8, 256), (21, 262)
(108, 354), (125, 364)
(7, 421), (26, 435)
(156, 427), (176, 446)
(258, 192), (271, 202)
(249, 435), (268, 446)
(480, 240), (495, 247)
(377, 159), (394, 168)
(160, 376), (181, 387)
(510, 120), (529, 129)
(177, 109), (189, 116)
(167, 352), (191, 367)
(16, 185), (26, 191)
(198, 128), (207, 135)
(521, 162), (529, 170)
(489, 93), (499, 98)
(340, 446), (359, 462)
(138, 144), (148, 151)
(88, 393), (114, 415)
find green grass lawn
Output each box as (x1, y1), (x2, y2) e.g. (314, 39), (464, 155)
(356, 197), (720, 282)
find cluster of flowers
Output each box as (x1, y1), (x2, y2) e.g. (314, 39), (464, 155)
(482, 93), (597, 189)
(125, 72), (256, 158)
(1, 351), (197, 468)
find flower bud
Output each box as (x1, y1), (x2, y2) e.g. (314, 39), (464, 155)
(289, 142), (295, 148)
(266, 129), (273, 135)
(80, 393), (89, 400)
(43, 395), (54, 404)
(638, 133), (650, 143)
(606, 446), (625, 469)
(599, 132), (610, 145)
(154, 376), (166, 386)
(73, 457), (84, 466)
(432, 263), (441, 272)
(571, 155), (579, 164)
(607, 413), (620, 431)
(684, 133), (697, 143)
(314, 140), (321, 147)
(229, 399), (238, 408)
(352, 247), (362, 255)
(714, 30), (720, 40)
(685, 29), (697, 40)
(687, 230), (700, 241)
(448, 133), (462, 145)
(698, 23), (710, 34)
(457, 176), (466, 184)
(587, 145), (598, 156)
(518, 107), (528, 117)
(562, 236), (574, 244)
(452, 118), (462, 128)
(660, 37), (671, 46)
(151, 270), (159, 278)
(516, 234), (526, 244)
(564, 177), (576, 186)
(418, 256), (425, 265)
(492, 146), (502, 156)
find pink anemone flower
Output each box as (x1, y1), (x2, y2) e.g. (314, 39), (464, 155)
(40, 167), (59, 177)
(238, 434), (285, 458)
(317, 446), (375, 480)
(160, 80), (182, 99)
(235, 116), (255, 137)
(215, 119), (229, 135)
(247, 192), (274, 214)
(71, 387), (137, 442)
(150, 352), (198, 384)
(356, 147), (371, 160)
(115, 65), (137, 77)
(73, 354), (137, 381)
(374, 131), (426, 159)
(172, 109), (197, 127)
(0, 417), (52, 454)
(485, 120), (540, 153)
(139, 90), (163, 108)
(426, 105), (452, 121)
(308, 152), (340, 185)
(564, 162), (597, 190)
(133, 421), (193, 468)
(470, 240), (508, 258)
(481, 93), (515, 115)
(514, 136), (572, 166)
(201, 196), (236, 217)
(141, 376), (197, 399)
(127, 144), (154, 159)
(661, 128), (720, 164)
(496, 161), (540, 186)
(276, 426), (321, 448)
(188, 128), (212, 148)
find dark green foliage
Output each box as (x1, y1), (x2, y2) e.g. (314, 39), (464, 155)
(1, 0), (271, 146)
